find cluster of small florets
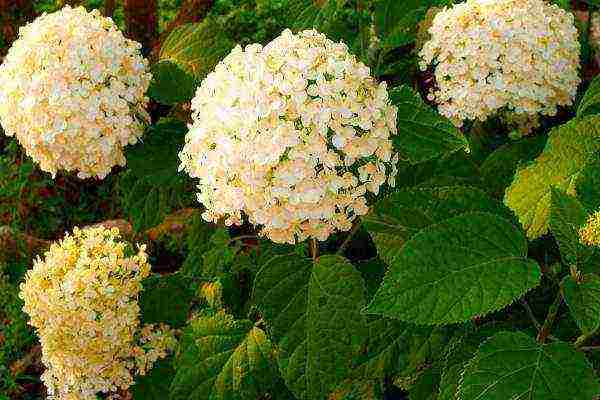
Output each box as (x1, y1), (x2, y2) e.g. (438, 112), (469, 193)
(419, 0), (580, 127)
(179, 29), (398, 244)
(580, 210), (600, 247)
(0, 6), (151, 179)
(19, 226), (175, 400)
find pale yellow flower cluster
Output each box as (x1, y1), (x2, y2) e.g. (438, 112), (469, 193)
(179, 29), (398, 244)
(19, 226), (175, 400)
(0, 6), (151, 179)
(580, 210), (600, 247)
(419, 0), (580, 127)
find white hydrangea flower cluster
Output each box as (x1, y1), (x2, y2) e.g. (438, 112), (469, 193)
(419, 0), (580, 127)
(19, 226), (176, 400)
(0, 6), (151, 179)
(179, 29), (398, 244)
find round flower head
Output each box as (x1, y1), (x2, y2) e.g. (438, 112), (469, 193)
(179, 29), (398, 244)
(19, 226), (175, 400)
(0, 6), (151, 179)
(419, 0), (580, 127)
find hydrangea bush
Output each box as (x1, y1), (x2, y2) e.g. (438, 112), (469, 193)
(1, 1), (600, 400)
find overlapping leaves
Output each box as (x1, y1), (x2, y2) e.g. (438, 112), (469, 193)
(505, 115), (600, 239)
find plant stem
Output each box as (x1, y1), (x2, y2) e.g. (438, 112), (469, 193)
(336, 221), (361, 255)
(580, 345), (600, 351)
(537, 284), (563, 344)
(575, 330), (598, 349)
(310, 238), (319, 261)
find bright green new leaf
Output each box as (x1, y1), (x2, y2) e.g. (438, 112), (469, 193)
(363, 185), (514, 265)
(549, 187), (590, 266)
(366, 212), (541, 325)
(170, 310), (278, 400)
(563, 274), (600, 335)
(459, 331), (600, 400)
(578, 75), (600, 116)
(252, 254), (366, 400)
(505, 115), (600, 239)
(389, 86), (468, 164)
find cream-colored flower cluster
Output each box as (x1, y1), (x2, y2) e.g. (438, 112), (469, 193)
(580, 210), (600, 247)
(179, 29), (398, 244)
(0, 6), (151, 179)
(419, 0), (580, 127)
(19, 226), (175, 400)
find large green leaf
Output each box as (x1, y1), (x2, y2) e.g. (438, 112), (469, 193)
(480, 135), (546, 198)
(549, 188), (590, 266)
(122, 119), (193, 231)
(458, 331), (600, 400)
(363, 185), (514, 265)
(170, 310), (278, 400)
(563, 274), (600, 335)
(390, 86), (468, 164)
(578, 75), (600, 117)
(366, 212), (541, 325)
(151, 19), (234, 104)
(139, 273), (194, 328)
(505, 116), (600, 239)
(252, 254), (366, 400)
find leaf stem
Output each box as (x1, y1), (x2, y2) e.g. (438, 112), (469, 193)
(537, 283), (564, 344)
(336, 221), (361, 255)
(310, 238), (319, 261)
(574, 330), (598, 349)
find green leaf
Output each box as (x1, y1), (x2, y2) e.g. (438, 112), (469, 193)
(374, 0), (451, 49)
(505, 116), (600, 239)
(480, 135), (547, 198)
(390, 86), (468, 164)
(139, 273), (194, 328)
(576, 156), (600, 212)
(458, 331), (600, 400)
(170, 310), (278, 400)
(563, 274), (600, 335)
(578, 75), (600, 117)
(366, 212), (541, 325)
(126, 119), (187, 185)
(363, 185), (514, 265)
(252, 254), (366, 400)
(151, 19), (234, 104)
(132, 358), (175, 400)
(148, 61), (198, 105)
(550, 188), (591, 266)
(120, 173), (189, 232)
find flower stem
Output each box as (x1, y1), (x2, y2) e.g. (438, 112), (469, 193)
(537, 283), (563, 344)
